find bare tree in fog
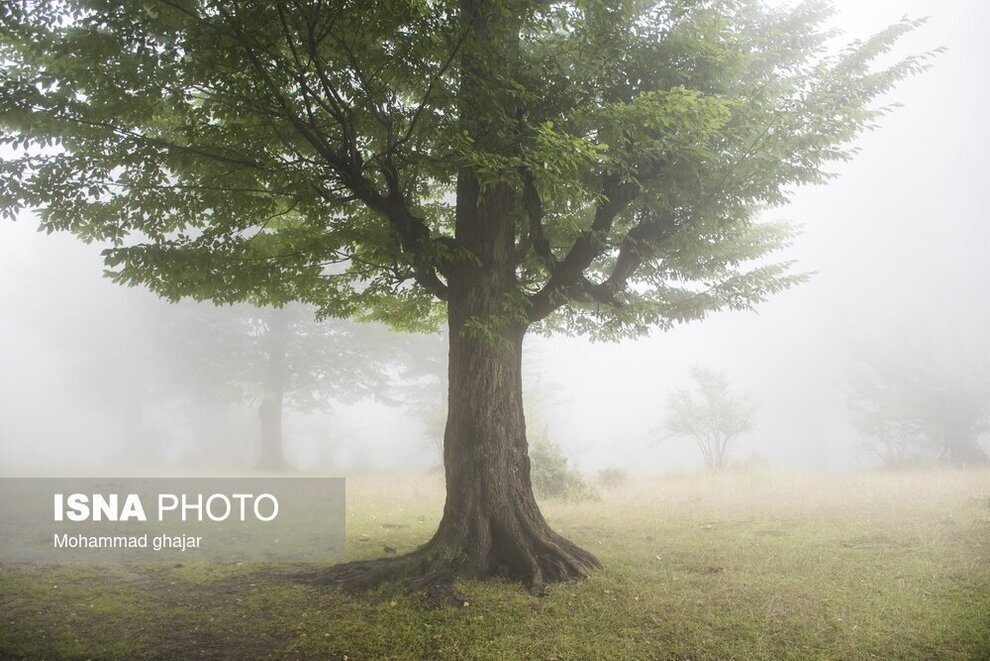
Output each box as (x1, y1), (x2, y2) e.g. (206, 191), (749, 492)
(845, 338), (990, 468)
(662, 366), (757, 471)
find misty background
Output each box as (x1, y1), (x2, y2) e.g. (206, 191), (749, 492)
(1, 0), (987, 476)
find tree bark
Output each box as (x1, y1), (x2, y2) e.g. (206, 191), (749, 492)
(433, 160), (599, 584)
(309, 0), (599, 601)
(427, 306), (601, 589)
(314, 182), (599, 602)
(257, 311), (290, 472)
(257, 391), (285, 471)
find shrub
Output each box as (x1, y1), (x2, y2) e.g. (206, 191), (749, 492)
(530, 440), (598, 501)
(596, 466), (629, 490)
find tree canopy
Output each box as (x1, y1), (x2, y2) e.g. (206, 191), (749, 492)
(0, 0), (932, 594)
(0, 1), (933, 337)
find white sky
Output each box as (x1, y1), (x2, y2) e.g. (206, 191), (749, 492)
(538, 0), (990, 471)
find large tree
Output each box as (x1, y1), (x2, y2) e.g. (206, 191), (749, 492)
(1, 1), (930, 595)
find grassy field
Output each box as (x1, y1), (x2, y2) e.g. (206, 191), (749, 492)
(1, 468), (988, 659)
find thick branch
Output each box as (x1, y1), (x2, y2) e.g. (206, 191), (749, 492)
(392, 30), (468, 155)
(519, 169), (555, 268)
(574, 211), (681, 308)
(334, 165), (450, 299)
(527, 175), (638, 321)
(601, 211), (679, 290)
(224, 5), (450, 300)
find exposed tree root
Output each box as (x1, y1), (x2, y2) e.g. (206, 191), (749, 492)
(298, 531), (601, 608)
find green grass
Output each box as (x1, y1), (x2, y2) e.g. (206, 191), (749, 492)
(2, 468), (989, 659)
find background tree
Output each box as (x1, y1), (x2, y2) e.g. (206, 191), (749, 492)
(845, 337), (990, 468)
(389, 331), (449, 460)
(167, 302), (398, 470)
(37, 284), (179, 462)
(663, 365), (757, 471)
(0, 0), (930, 595)
(7, 275), (402, 469)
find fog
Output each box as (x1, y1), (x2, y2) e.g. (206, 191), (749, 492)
(1, 0), (988, 477)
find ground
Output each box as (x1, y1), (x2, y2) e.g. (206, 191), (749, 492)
(1, 468), (988, 659)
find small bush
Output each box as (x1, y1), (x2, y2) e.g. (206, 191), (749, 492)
(596, 466), (629, 490)
(530, 440), (598, 501)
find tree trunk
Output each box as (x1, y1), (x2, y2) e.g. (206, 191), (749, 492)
(314, 276), (600, 600)
(316, 182), (599, 602)
(310, 0), (599, 600)
(428, 308), (601, 588)
(257, 392), (285, 471)
(257, 310), (289, 472)
(421, 146), (600, 589)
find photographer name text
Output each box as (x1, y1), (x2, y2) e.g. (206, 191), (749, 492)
(54, 532), (203, 552)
